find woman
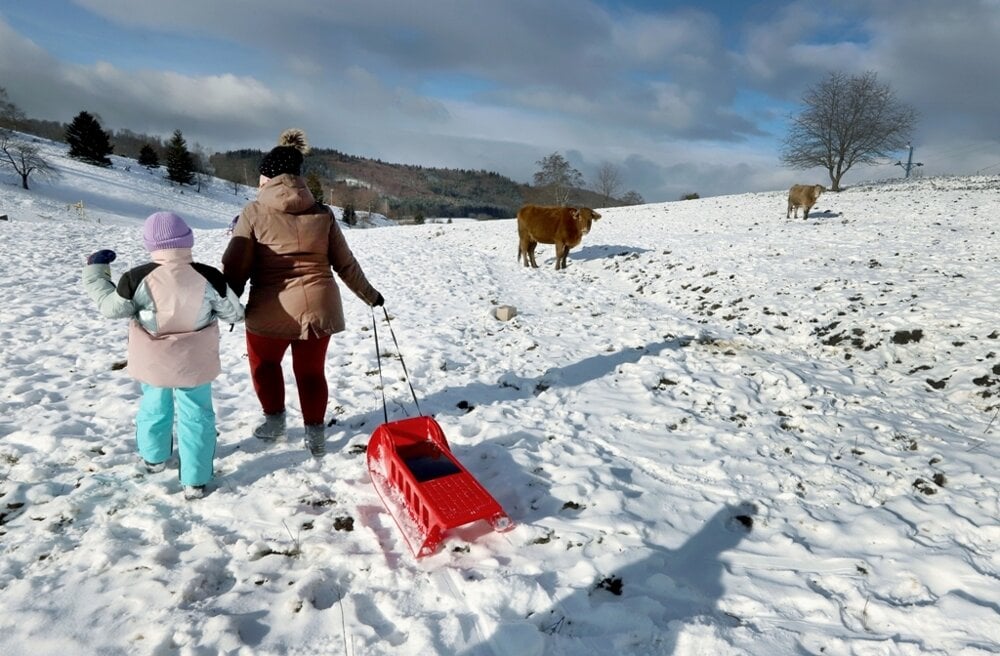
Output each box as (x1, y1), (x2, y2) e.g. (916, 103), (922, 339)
(222, 129), (383, 458)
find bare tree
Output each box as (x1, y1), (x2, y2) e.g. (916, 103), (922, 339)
(0, 88), (55, 189)
(354, 186), (381, 223)
(1, 132), (57, 190)
(0, 87), (25, 132)
(190, 143), (213, 193)
(620, 190), (644, 205)
(593, 161), (622, 207)
(533, 152), (584, 206)
(781, 71), (917, 191)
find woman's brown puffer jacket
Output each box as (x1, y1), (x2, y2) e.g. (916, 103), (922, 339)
(222, 174), (379, 339)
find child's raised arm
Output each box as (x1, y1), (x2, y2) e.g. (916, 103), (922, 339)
(82, 250), (137, 319)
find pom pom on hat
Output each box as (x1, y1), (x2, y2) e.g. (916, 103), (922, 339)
(276, 128), (310, 154)
(143, 211), (194, 251)
(258, 128), (310, 178)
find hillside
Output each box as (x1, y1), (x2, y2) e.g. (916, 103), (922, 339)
(12, 117), (617, 220)
(0, 134), (382, 229)
(210, 147), (616, 220)
(1, 150), (999, 654)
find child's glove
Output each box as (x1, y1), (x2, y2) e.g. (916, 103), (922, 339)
(87, 249), (117, 265)
(372, 291), (385, 307)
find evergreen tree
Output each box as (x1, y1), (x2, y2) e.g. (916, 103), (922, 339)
(65, 111), (113, 167)
(306, 172), (324, 204)
(164, 129), (195, 185)
(111, 128), (163, 160)
(138, 144), (160, 170)
(343, 203), (357, 226)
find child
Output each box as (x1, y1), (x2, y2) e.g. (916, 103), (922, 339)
(83, 211), (245, 499)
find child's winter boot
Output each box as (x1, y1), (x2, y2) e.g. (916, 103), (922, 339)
(144, 459), (167, 473)
(184, 485), (206, 500)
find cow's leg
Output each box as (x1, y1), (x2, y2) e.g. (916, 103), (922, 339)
(554, 243), (566, 270)
(528, 241), (539, 268)
(519, 236), (531, 267)
(803, 205), (810, 220)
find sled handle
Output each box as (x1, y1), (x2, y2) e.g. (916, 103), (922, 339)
(372, 306), (423, 423)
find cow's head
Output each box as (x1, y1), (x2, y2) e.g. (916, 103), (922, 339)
(573, 207), (602, 234)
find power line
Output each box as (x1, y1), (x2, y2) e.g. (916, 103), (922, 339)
(975, 161), (1000, 174)
(924, 138), (1000, 162)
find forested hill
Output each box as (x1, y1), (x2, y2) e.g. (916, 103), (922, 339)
(15, 115), (620, 219)
(210, 147), (615, 220)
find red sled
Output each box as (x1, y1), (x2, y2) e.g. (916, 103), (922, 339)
(366, 415), (514, 558)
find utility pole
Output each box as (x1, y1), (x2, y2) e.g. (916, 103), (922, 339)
(895, 143), (923, 178)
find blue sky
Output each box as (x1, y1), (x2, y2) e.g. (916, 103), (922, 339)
(3, 0), (1000, 201)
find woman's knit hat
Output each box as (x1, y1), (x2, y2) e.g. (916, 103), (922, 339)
(143, 211), (194, 251)
(258, 128), (311, 178)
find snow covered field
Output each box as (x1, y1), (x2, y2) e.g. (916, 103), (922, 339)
(1, 139), (998, 655)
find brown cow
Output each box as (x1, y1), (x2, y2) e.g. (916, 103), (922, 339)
(786, 184), (826, 219)
(517, 205), (602, 270)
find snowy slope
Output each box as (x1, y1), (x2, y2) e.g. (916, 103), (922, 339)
(1, 143), (998, 655)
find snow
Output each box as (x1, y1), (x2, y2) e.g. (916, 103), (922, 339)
(1, 137), (998, 655)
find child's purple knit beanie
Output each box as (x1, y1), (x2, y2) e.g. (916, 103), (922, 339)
(143, 211), (194, 251)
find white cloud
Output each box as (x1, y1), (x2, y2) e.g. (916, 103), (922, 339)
(0, 17), (296, 148)
(5, 2), (1000, 201)
(611, 10), (720, 66)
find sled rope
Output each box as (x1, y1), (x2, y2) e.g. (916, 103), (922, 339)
(970, 405), (1000, 452)
(372, 306), (422, 423)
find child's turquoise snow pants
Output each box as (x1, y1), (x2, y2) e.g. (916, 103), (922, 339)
(136, 382), (216, 486)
